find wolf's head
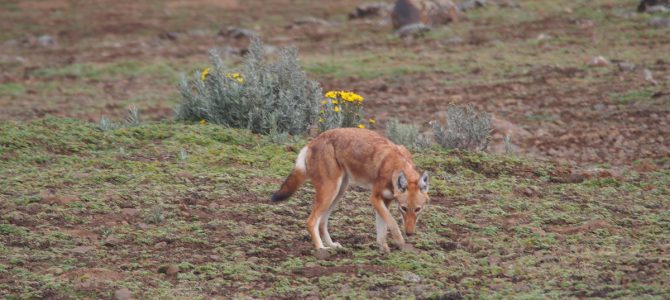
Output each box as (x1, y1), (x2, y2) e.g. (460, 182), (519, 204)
(393, 170), (429, 236)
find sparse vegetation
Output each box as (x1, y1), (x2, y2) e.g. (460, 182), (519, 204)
(385, 118), (430, 149)
(432, 105), (492, 152)
(0, 119), (668, 298)
(2, 0), (670, 298)
(177, 39), (322, 136)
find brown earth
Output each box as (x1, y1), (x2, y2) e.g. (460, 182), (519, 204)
(1, 0), (668, 167)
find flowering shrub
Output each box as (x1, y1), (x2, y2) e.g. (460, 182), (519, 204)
(176, 39), (322, 136)
(319, 91), (373, 132)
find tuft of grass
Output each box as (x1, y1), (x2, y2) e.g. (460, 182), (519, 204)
(385, 118), (431, 149)
(611, 88), (658, 105)
(0, 83), (26, 97)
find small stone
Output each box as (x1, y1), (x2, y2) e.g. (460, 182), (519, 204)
(243, 224), (257, 235)
(154, 241), (167, 249)
(397, 243), (417, 252)
(589, 56), (610, 67)
(523, 187), (534, 197)
(247, 256), (260, 264)
(121, 208), (138, 217)
(349, 3), (392, 19)
(304, 262), (318, 268)
(395, 23), (432, 38)
(158, 264), (180, 276)
(314, 248), (331, 260)
(648, 17), (670, 27)
(104, 236), (121, 247)
(209, 254), (220, 260)
(617, 62), (636, 72)
(403, 272), (422, 283)
(441, 36), (464, 45)
(37, 35), (56, 47)
(220, 27), (259, 39)
(158, 31), (179, 40)
(166, 265), (180, 276)
(643, 69), (658, 84)
(114, 288), (133, 300)
(71, 246), (94, 254)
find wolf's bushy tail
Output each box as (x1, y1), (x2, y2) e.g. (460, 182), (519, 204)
(271, 147), (308, 202)
(271, 168), (307, 202)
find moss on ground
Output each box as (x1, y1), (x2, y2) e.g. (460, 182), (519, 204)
(0, 118), (668, 299)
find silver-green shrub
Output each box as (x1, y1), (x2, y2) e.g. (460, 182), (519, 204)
(385, 118), (431, 149)
(176, 39), (322, 135)
(432, 105), (491, 151)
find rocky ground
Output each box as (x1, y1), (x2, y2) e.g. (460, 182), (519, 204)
(1, 0), (669, 299)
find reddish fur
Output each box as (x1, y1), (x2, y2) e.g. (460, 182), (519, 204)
(272, 128), (430, 251)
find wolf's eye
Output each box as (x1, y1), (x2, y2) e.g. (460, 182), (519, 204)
(415, 207), (422, 213)
(400, 206), (407, 213)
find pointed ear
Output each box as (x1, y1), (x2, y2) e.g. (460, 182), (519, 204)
(394, 170), (408, 192)
(419, 171), (429, 192)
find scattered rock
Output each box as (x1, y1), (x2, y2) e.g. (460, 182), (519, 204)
(287, 16), (331, 29)
(643, 69), (658, 84)
(397, 243), (417, 252)
(458, 0), (486, 11)
(616, 62), (636, 72)
(589, 56), (610, 67)
(243, 224), (257, 235)
(71, 246), (95, 254)
(314, 248), (331, 260)
(536, 33), (551, 41)
(114, 288), (133, 300)
(247, 256), (260, 264)
(440, 241), (457, 252)
(441, 36), (464, 45)
(648, 17), (670, 27)
(523, 187), (534, 197)
(46, 267), (64, 275)
(219, 27), (259, 39)
(158, 31), (179, 41)
(187, 29), (209, 37)
(104, 235), (121, 247)
(403, 271), (422, 283)
(425, 0), (461, 26)
(154, 241), (167, 249)
(349, 3), (393, 19)
(392, 0), (428, 29)
(37, 35), (56, 47)
(158, 264), (180, 276)
(395, 23), (432, 38)
(391, 0), (462, 29)
(121, 208), (139, 218)
(638, 0), (669, 12)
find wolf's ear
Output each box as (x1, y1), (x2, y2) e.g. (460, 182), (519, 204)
(419, 171), (429, 192)
(395, 171), (408, 193)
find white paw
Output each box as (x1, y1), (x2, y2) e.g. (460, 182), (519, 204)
(330, 242), (342, 248)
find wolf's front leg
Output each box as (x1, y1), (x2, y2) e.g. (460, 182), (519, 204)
(371, 196), (404, 252)
(375, 211), (390, 253)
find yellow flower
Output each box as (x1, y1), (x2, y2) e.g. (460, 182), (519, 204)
(368, 118), (376, 124)
(199, 119), (207, 125)
(321, 100), (327, 105)
(332, 100), (338, 105)
(225, 72), (244, 83)
(200, 68), (210, 81)
(319, 118), (325, 123)
(325, 91), (337, 99)
(357, 124), (365, 129)
(334, 106), (340, 112)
